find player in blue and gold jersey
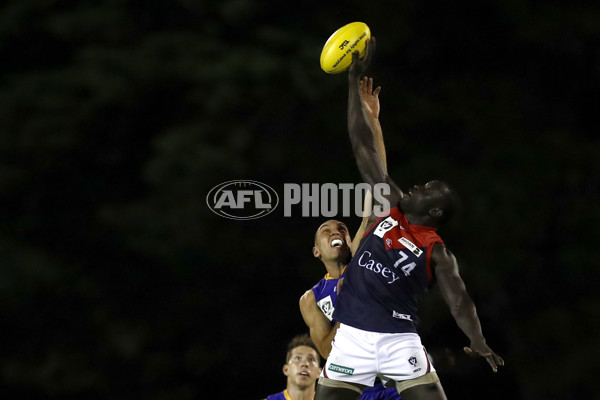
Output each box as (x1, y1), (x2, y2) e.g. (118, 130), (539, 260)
(262, 334), (321, 400)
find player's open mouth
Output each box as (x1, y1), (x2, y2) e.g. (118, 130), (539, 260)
(331, 239), (343, 248)
(299, 371), (310, 377)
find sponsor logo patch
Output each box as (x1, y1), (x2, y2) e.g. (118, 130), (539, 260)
(328, 363), (355, 375)
(392, 311), (412, 321)
(398, 237), (423, 257)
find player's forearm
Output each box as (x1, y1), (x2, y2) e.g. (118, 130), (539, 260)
(310, 325), (335, 359)
(450, 294), (486, 343)
(300, 291), (336, 357)
(370, 118), (387, 171)
(352, 190), (372, 254)
(303, 308), (334, 358)
(347, 77), (386, 185)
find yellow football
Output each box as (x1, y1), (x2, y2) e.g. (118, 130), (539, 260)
(320, 22), (371, 74)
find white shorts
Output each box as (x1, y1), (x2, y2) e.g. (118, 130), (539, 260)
(322, 324), (435, 386)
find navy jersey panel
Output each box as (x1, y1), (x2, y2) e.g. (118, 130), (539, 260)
(334, 207), (443, 333)
(311, 267), (346, 323)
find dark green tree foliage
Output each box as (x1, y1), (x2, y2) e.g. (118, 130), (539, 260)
(0, 0), (598, 398)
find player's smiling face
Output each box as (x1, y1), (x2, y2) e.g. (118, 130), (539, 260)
(283, 346), (321, 388)
(313, 220), (352, 264)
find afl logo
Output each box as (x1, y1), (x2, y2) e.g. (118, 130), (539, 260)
(206, 180), (279, 220)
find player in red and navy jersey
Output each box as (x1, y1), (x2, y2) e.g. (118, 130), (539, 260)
(314, 38), (504, 400)
(299, 79), (402, 400)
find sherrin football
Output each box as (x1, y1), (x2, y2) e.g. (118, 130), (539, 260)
(320, 22), (371, 74)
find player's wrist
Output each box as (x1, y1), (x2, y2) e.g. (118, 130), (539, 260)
(469, 337), (487, 347)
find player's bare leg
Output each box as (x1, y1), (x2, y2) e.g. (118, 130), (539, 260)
(400, 382), (447, 400)
(314, 384), (361, 400)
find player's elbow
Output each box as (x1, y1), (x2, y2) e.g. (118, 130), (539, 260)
(318, 343), (332, 359)
(299, 290), (315, 311)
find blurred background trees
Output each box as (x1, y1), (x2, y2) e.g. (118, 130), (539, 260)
(1, 0), (598, 398)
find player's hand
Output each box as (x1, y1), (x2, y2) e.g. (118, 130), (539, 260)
(464, 341), (505, 373)
(359, 76), (381, 120)
(349, 37), (376, 79)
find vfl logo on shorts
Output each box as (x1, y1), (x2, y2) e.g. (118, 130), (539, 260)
(328, 364), (355, 375)
(408, 356), (422, 373)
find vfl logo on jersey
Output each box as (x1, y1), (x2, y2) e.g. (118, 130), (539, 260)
(392, 311), (412, 321)
(374, 216), (398, 238)
(317, 295), (335, 321)
(206, 180), (279, 220)
(398, 237), (423, 257)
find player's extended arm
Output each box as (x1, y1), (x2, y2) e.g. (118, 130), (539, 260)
(347, 38), (402, 212)
(433, 243), (505, 372)
(299, 290), (338, 358)
(350, 76), (388, 253)
(351, 190), (372, 255)
(360, 76), (386, 170)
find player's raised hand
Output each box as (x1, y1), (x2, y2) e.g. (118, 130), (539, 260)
(349, 37), (376, 78)
(359, 76), (381, 120)
(464, 341), (505, 373)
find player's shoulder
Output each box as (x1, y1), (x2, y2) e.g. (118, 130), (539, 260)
(264, 390), (286, 400)
(431, 243), (458, 273)
(311, 275), (330, 292)
(300, 288), (316, 303)
(432, 242), (453, 257)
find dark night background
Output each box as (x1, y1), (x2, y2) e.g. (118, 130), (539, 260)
(1, 0), (599, 399)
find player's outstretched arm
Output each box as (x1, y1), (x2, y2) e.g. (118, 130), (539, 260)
(351, 190), (372, 255)
(359, 76), (386, 170)
(299, 290), (337, 358)
(347, 38), (402, 210)
(433, 243), (505, 372)
(351, 76), (387, 248)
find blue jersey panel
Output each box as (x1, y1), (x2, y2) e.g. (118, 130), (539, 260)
(311, 267), (345, 323)
(361, 383), (401, 400)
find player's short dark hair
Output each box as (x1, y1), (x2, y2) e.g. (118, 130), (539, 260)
(285, 333), (320, 364)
